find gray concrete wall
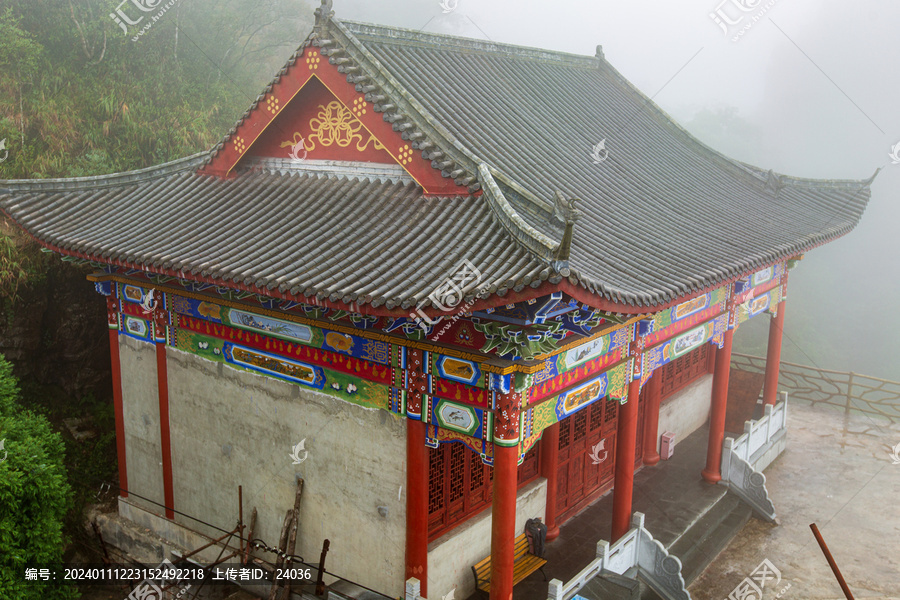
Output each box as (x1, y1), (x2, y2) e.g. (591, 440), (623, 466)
(656, 374), (713, 456)
(119, 335), (164, 511)
(427, 479), (547, 600)
(121, 347), (407, 597)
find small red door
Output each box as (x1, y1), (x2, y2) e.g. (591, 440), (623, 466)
(556, 399), (618, 523)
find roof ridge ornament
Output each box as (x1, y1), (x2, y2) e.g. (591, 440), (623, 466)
(863, 167), (881, 186)
(314, 0), (334, 29)
(552, 191), (583, 276)
(765, 169), (784, 195)
(595, 45), (605, 60)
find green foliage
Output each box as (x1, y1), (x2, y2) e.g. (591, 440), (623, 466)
(0, 0), (312, 179)
(60, 391), (117, 539)
(0, 220), (51, 308)
(0, 354), (77, 600)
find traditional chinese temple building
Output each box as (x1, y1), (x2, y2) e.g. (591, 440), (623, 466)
(0, 2), (874, 599)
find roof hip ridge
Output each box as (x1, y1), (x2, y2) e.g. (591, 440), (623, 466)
(341, 19), (601, 68)
(324, 16), (485, 189)
(478, 163), (561, 264)
(0, 152), (208, 192)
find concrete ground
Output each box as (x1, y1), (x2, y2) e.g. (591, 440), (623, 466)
(689, 401), (900, 600)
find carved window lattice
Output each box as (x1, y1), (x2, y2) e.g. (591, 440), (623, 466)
(573, 411), (588, 441)
(428, 447), (445, 515)
(470, 457), (485, 493)
(662, 344), (711, 399)
(427, 441), (540, 541)
(449, 443), (466, 502)
(590, 401), (604, 431)
(604, 401), (618, 424)
(559, 420), (571, 449)
(518, 444), (540, 483)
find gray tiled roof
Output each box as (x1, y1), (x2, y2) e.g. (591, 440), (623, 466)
(0, 6), (875, 313)
(0, 156), (551, 310)
(329, 18), (873, 306)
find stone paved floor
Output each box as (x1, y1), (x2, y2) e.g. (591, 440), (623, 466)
(506, 420), (725, 600)
(688, 402), (900, 600)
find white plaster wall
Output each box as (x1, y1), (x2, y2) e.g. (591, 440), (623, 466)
(656, 374), (713, 455)
(162, 348), (407, 597)
(119, 335), (164, 512)
(427, 479), (547, 600)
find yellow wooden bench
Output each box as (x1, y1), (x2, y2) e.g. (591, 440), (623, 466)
(471, 533), (548, 595)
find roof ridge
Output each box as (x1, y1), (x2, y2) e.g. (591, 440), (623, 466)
(478, 164), (559, 263)
(326, 13), (568, 268)
(326, 17), (484, 176)
(341, 20), (600, 69)
(241, 156), (418, 184)
(734, 161), (880, 189)
(0, 152), (208, 192)
(200, 31), (320, 171)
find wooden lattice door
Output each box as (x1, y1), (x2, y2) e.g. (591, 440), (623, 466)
(556, 399), (618, 523)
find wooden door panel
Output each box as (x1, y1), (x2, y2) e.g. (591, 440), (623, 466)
(556, 396), (621, 522)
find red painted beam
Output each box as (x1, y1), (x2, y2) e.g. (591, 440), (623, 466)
(641, 373), (663, 466)
(156, 342), (175, 519)
(763, 300), (786, 406)
(405, 419), (428, 596)
(489, 444), (518, 600)
(611, 375), (641, 542)
(539, 422), (561, 541)
(109, 328), (129, 497)
(702, 328), (734, 483)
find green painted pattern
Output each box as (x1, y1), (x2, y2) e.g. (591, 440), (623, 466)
(175, 330), (392, 412)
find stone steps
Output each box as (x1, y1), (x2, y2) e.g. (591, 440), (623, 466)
(668, 491), (752, 587)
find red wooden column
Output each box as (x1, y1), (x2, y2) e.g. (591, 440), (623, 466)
(405, 417), (428, 595)
(539, 422), (560, 540)
(107, 296), (128, 498)
(611, 373), (641, 542)
(641, 372), (663, 466)
(762, 300), (786, 406)
(152, 293), (175, 519)
(490, 391), (522, 600)
(612, 335), (644, 543)
(702, 326), (735, 483)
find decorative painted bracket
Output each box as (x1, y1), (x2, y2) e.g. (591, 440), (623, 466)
(547, 512), (690, 600)
(718, 394), (788, 523)
(474, 319), (567, 360)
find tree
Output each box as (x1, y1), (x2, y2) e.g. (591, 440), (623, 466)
(0, 0), (313, 179)
(0, 354), (76, 600)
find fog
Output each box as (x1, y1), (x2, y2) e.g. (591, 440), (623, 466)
(321, 0), (898, 378)
(9, 0), (899, 378)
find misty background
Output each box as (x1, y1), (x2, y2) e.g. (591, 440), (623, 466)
(3, 0), (898, 379)
(318, 0), (900, 380)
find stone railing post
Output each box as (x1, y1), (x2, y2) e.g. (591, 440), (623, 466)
(406, 578), (423, 600)
(548, 578), (564, 600)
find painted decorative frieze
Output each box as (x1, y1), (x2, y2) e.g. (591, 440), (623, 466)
(641, 313), (728, 387)
(736, 286), (782, 326)
(527, 326), (630, 406)
(527, 359), (630, 440)
(642, 286), (728, 347)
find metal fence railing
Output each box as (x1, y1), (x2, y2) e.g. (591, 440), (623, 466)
(731, 353), (900, 426)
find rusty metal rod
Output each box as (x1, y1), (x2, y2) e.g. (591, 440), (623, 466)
(810, 523), (854, 600)
(180, 527), (240, 561)
(316, 539), (331, 596)
(239, 485), (244, 562)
